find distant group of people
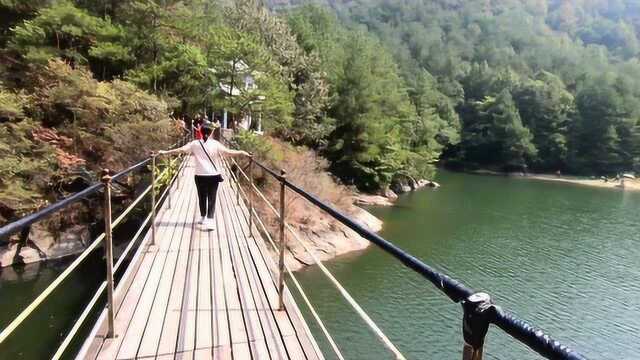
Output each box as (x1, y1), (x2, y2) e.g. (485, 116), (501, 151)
(172, 113), (222, 141)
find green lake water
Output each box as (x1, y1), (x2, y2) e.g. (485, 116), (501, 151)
(295, 170), (640, 359)
(0, 212), (149, 359)
(2, 171), (639, 359)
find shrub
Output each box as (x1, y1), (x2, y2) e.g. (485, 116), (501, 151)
(232, 132), (354, 233)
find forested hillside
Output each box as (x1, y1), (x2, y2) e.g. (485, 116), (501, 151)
(1, 0), (460, 227)
(2, 0), (640, 224)
(274, 0), (640, 175)
(0, 0), (326, 223)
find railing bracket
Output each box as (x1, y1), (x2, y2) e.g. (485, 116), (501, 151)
(462, 292), (494, 360)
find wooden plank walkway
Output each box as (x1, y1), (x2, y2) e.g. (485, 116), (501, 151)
(78, 156), (324, 360)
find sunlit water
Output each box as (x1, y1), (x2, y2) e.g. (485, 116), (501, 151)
(295, 171), (640, 359)
(2, 171), (639, 359)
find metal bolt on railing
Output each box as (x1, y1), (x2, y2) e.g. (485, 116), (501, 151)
(462, 292), (493, 360)
(151, 154), (157, 245)
(278, 169), (287, 311)
(100, 169), (115, 339)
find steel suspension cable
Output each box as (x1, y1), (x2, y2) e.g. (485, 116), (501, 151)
(223, 156), (405, 359)
(0, 161), (176, 346)
(49, 154), (187, 359)
(219, 156), (345, 359)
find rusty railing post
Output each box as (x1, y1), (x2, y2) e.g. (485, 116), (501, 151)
(248, 154), (254, 237)
(176, 154), (181, 189)
(278, 169), (287, 310)
(101, 169), (115, 338)
(236, 164), (241, 205)
(166, 156), (172, 209)
(462, 292), (493, 360)
(151, 154), (157, 246)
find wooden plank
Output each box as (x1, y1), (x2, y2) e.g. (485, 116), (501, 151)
(174, 206), (202, 359)
(218, 181), (290, 360)
(115, 179), (195, 359)
(219, 184), (273, 359)
(155, 206), (197, 358)
(215, 198), (252, 359)
(209, 221), (231, 353)
(226, 180), (324, 360)
(222, 193), (267, 346)
(194, 203), (213, 355)
(130, 177), (197, 358)
(95, 172), (192, 360)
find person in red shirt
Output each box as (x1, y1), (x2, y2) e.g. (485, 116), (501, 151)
(194, 117), (203, 140)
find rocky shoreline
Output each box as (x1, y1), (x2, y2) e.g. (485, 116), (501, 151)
(282, 206), (382, 271)
(283, 177), (437, 271)
(0, 224), (90, 268)
(467, 169), (640, 191)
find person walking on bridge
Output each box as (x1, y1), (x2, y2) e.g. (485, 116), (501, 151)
(157, 123), (249, 230)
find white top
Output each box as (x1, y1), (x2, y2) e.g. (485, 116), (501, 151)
(178, 139), (230, 176)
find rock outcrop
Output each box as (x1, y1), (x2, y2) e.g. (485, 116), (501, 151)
(391, 176), (440, 194)
(0, 224), (90, 267)
(282, 206), (382, 271)
(353, 194), (394, 207)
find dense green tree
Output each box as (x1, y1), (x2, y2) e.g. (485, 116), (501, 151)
(287, 6), (460, 190)
(512, 71), (573, 170)
(571, 78), (633, 174)
(460, 90), (537, 169)
(276, 0), (640, 176)
(325, 31), (412, 190)
(9, 1), (131, 78)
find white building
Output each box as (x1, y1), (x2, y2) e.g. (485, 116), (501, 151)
(213, 61), (264, 134)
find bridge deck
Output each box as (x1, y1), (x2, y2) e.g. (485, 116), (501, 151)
(78, 158), (324, 360)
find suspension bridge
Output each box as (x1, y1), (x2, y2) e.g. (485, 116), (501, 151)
(0, 135), (588, 360)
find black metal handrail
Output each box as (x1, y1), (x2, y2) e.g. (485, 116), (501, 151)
(0, 135), (190, 357)
(0, 146), (171, 240)
(0, 183), (103, 240)
(250, 158), (587, 360)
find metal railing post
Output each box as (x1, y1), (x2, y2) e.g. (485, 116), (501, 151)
(236, 164), (241, 205)
(166, 157), (172, 209)
(101, 169), (115, 338)
(278, 169), (287, 310)
(177, 154), (181, 188)
(462, 292), (492, 360)
(248, 154), (254, 237)
(151, 154), (157, 246)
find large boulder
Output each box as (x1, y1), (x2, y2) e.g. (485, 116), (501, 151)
(0, 224), (90, 267)
(353, 194), (393, 207)
(390, 180), (412, 194)
(352, 206), (383, 232)
(29, 224), (55, 250)
(0, 243), (19, 267)
(44, 225), (89, 259)
(17, 246), (43, 265)
(383, 186), (398, 200)
(0, 242), (44, 267)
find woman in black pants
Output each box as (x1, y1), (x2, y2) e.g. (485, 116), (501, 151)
(158, 124), (249, 230)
